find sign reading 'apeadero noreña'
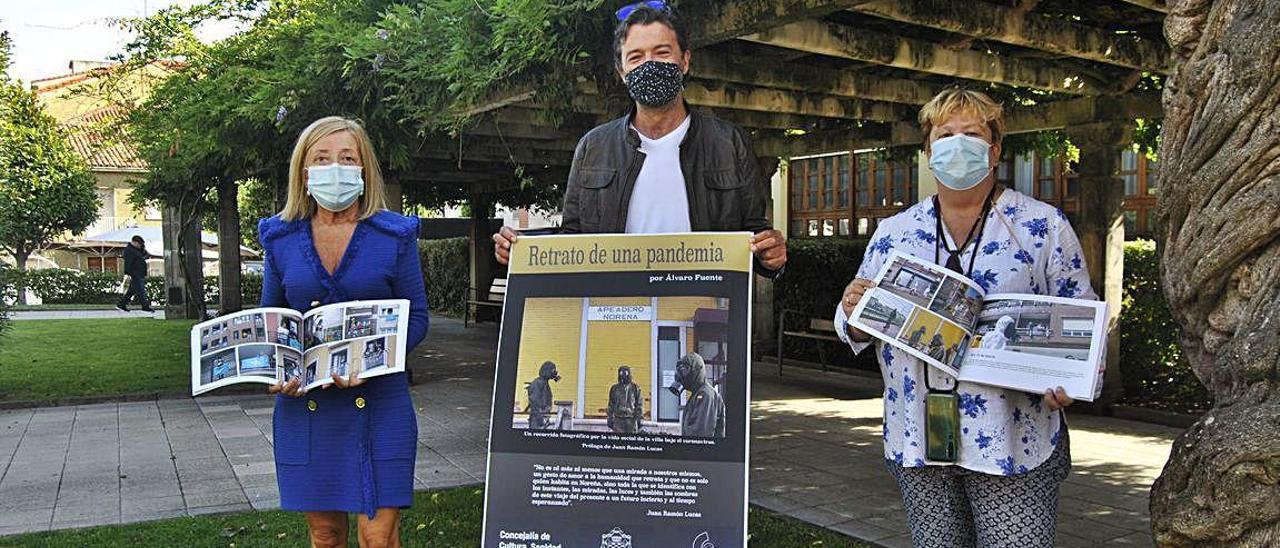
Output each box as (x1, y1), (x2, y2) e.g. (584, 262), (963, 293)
(587, 305), (652, 322)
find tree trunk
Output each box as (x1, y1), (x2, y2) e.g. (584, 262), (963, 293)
(13, 250), (28, 305)
(1150, 1), (1280, 546)
(217, 179), (243, 315)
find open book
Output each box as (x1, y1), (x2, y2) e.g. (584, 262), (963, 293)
(847, 251), (1107, 401)
(190, 299), (410, 396)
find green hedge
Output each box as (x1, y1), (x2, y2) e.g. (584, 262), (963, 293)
(419, 237), (469, 317)
(4, 268), (262, 307)
(1119, 240), (1212, 413)
(772, 237), (878, 372)
(0, 266), (15, 341)
(20, 269), (123, 304)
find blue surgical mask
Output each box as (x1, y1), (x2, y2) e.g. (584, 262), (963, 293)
(929, 134), (992, 191)
(306, 164), (364, 212)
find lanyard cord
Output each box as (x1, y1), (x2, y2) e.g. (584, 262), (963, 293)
(925, 184), (999, 393)
(933, 183), (999, 278)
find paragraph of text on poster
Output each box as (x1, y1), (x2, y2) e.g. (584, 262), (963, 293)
(530, 464), (707, 516)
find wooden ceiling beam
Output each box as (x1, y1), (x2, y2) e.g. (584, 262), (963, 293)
(761, 93), (1163, 156)
(852, 0), (1169, 73)
(684, 80), (915, 123)
(1116, 0), (1168, 13)
(692, 50), (943, 105)
(682, 0), (876, 48)
(743, 19), (1104, 95)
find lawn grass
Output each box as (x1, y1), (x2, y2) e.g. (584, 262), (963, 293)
(0, 318), (195, 402)
(0, 487), (869, 547)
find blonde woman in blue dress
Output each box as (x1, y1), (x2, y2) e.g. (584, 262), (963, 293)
(260, 116), (429, 548)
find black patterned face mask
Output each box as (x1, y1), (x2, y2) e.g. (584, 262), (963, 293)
(624, 60), (684, 108)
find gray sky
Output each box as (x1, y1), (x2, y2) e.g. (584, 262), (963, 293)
(2, 0), (239, 83)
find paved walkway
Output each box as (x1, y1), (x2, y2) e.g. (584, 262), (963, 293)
(749, 371), (1175, 547)
(0, 317), (1177, 546)
(10, 309), (165, 321)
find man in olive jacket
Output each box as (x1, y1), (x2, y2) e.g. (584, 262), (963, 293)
(116, 235), (153, 312)
(493, 3), (786, 275)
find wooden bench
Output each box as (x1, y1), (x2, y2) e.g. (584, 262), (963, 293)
(776, 309), (845, 374)
(463, 277), (507, 328)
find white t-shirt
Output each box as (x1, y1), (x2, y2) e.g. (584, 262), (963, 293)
(625, 115), (692, 234)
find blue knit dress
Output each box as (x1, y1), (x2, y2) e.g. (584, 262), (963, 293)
(258, 210), (429, 518)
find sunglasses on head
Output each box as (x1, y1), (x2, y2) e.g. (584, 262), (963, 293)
(615, 1), (670, 21)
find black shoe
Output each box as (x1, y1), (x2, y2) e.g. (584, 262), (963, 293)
(141, 307), (155, 313)
(115, 304), (129, 312)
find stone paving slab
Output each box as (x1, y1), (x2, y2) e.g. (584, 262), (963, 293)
(0, 317), (1177, 547)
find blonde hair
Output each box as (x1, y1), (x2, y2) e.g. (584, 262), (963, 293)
(280, 116), (387, 221)
(918, 88), (1005, 148)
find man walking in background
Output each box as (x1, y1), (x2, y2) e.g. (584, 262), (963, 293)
(116, 235), (153, 312)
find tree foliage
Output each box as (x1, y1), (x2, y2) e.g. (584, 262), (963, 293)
(0, 40), (99, 278)
(118, 0), (610, 217)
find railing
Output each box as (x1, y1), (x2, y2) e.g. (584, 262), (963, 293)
(80, 216), (154, 237)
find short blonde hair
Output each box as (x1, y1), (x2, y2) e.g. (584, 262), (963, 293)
(918, 89), (1005, 148)
(280, 116), (387, 221)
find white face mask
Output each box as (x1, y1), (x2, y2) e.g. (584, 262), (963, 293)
(306, 164), (364, 212)
(929, 134), (993, 191)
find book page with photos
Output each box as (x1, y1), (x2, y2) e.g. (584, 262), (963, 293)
(189, 299), (411, 396)
(191, 307), (306, 396)
(294, 299), (411, 392)
(846, 250), (986, 377)
(958, 294), (1107, 401)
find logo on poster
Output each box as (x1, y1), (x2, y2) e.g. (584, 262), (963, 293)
(692, 531), (717, 548)
(599, 527), (633, 548)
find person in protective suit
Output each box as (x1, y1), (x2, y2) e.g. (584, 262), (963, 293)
(607, 365), (644, 434)
(668, 353), (725, 438)
(526, 361), (560, 430)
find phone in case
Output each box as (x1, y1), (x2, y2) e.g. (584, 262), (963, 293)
(925, 392), (960, 463)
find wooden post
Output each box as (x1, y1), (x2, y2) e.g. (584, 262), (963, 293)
(1065, 122), (1130, 409)
(384, 177), (404, 214)
(272, 165), (289, 215)
(754, 157), (781, 359)
(217, 178), (243, 314)
(469, 193), (495, 317)
(161, 204), (205, 320)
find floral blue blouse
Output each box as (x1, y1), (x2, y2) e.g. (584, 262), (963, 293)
(834, 188), (1098, 476)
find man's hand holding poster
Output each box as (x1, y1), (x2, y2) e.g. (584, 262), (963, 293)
(482, 233), (753, 548)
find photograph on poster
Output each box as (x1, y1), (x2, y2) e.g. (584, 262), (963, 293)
(510, 296), (731, 438)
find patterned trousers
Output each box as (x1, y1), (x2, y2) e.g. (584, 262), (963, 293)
(886, 429), (1071, 548)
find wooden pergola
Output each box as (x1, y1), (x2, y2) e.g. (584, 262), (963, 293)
(407, 0), (1170, 403)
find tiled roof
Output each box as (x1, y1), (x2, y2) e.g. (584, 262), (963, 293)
(29, 60), (183, 94)
(63, 106), (147, 171)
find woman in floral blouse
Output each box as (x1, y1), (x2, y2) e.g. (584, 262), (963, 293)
(834, 89), (1098, 547)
